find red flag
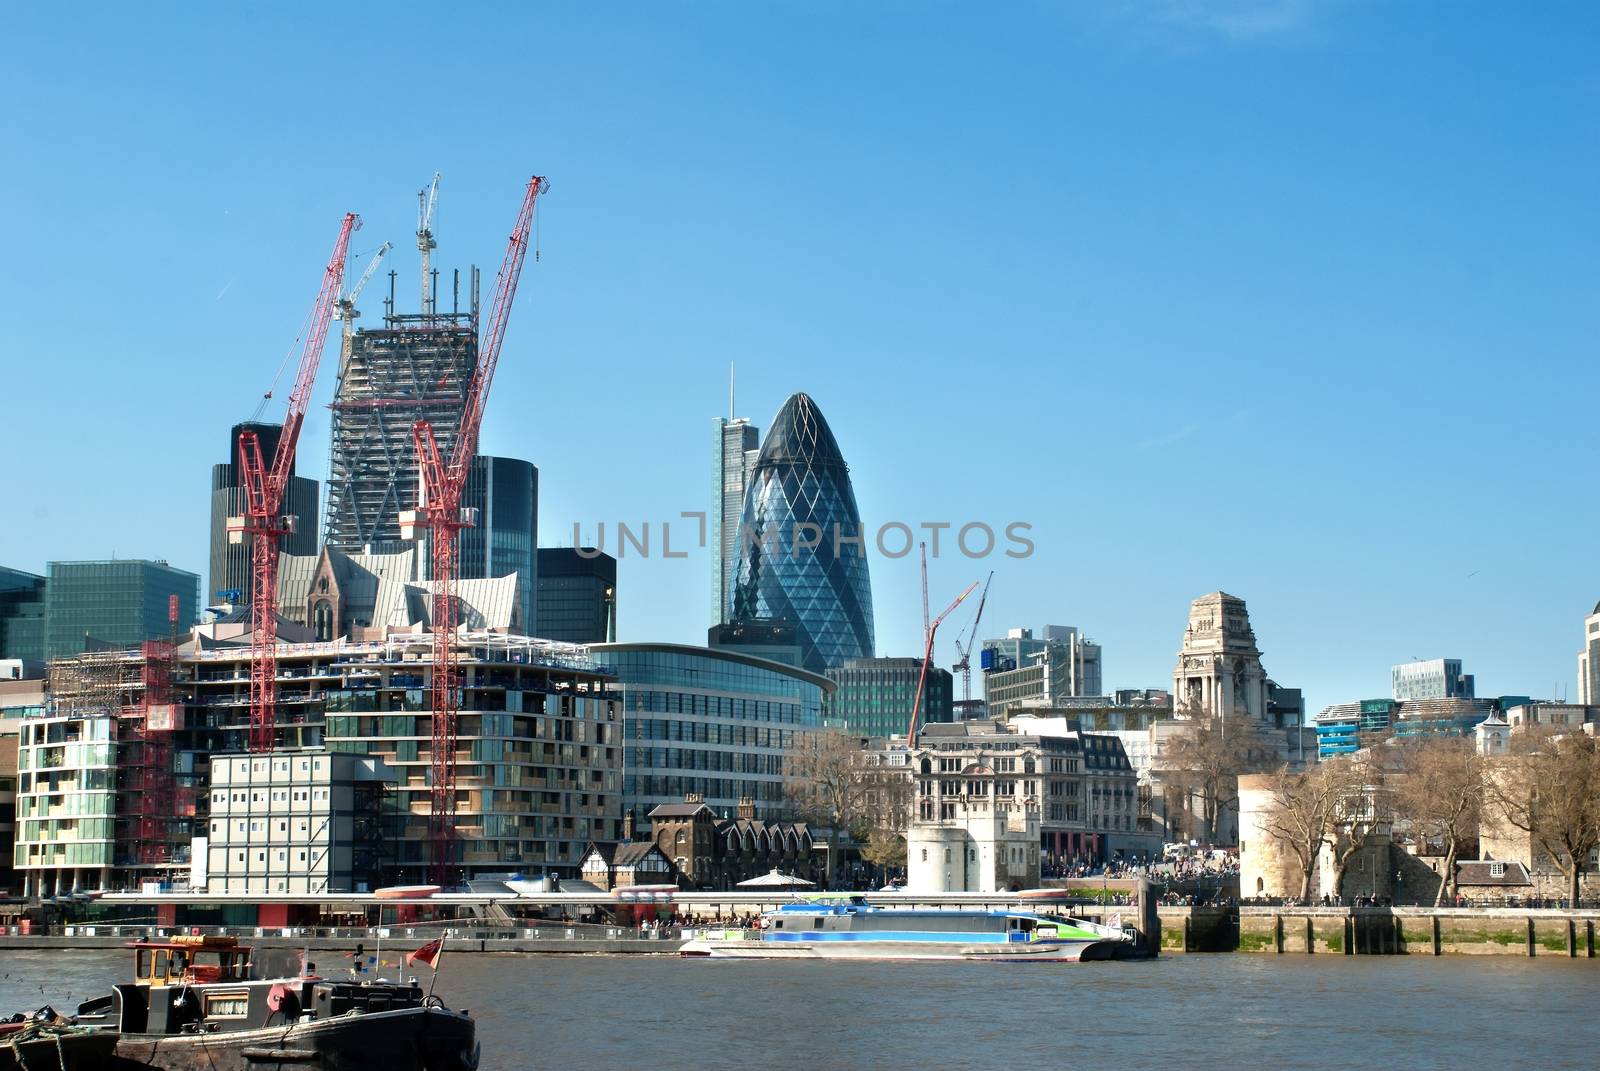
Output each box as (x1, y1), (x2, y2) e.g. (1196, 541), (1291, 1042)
(407, 938), (443, 968)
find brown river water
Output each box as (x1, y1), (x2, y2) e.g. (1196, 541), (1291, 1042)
(1, 949), (1596, 1070)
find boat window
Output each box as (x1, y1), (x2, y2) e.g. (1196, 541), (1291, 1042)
(135, 949), (152, 979)
(774, 920), (784, 929)
(811, 918), (823, 930)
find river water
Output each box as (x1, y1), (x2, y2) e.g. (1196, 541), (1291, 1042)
(2, 949), (1596, 1070)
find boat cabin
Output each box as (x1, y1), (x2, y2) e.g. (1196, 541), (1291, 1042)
(130, 934), (251, 987)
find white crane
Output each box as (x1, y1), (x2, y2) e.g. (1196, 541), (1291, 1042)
(334, 241), (392, 369)
(417, 171), (441, 314)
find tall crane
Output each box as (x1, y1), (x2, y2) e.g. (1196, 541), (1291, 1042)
(906, 547), (979, 741)
(950, 570), (994, 703)
(401, 175), (548, 884)
(334, 240), (392, 368)
(229, 213), (360, 752)
(417, 172), (441, 315)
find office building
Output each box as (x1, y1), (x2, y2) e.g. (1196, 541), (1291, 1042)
(711, 414), (760, 626)
(209, 422), (319, 604)
(0, 567), (46, 665)
(593, 641), (831, 823)
(44, 560), (199, 660)
(1579, 602), (1600, 705)
(537, 548), (616, 644)
(982, 626), (1104, 719)
(455, 455), (538, 630)
(828, 656), (952, 738)
(1391, 658), (1474, 701)
(202, 751), (394, 895)
(706, 619), (803, 667)
(730, 393), (874, 674)
(1313, 696), (1502, 758)
(903, 719), (1153, 864)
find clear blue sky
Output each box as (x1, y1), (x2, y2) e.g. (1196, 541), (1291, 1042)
(4, 2), (1597, 715)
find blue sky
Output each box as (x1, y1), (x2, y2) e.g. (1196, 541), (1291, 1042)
(3, 2), (1597, 715)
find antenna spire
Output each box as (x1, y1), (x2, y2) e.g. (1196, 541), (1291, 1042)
(729, 360), (736, 420)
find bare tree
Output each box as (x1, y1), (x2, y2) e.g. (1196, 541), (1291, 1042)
(1486, 730), (1600, 906)
(1391, 737), (1483, 905)
(1258, 758), (1361, 901)
(1160, 703), (1273, 845)
(784, 730), (878, 887)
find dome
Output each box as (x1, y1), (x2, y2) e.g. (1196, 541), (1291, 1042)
(731, 393), (875, 674)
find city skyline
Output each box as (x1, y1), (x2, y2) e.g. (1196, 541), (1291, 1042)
(4, 5), (1597, 715)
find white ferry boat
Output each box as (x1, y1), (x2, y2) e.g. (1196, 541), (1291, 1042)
(680, 897), (1133, 962)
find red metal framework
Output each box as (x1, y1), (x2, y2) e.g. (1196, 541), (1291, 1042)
(133, 638), (176, 864)
(235, 213), (359, 753)
(407, 175), (547, 885)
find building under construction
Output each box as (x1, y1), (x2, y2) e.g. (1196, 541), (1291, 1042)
(323, 268), (481, 555)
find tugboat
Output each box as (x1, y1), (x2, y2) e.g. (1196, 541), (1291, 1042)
(73, 935), (478, 1070)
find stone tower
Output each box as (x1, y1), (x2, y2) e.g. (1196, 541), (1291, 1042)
(1173, 591), (1269, 720)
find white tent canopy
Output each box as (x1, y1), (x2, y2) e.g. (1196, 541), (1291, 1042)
(736, 869), (816, 889)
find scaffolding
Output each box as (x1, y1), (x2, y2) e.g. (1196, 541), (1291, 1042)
(323, 271), (480, 555)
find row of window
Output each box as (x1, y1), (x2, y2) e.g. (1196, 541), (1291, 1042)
(624, 719), (799, 748)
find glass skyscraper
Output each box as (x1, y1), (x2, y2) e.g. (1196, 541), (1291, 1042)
(711, 416), (760, 626)
(731, 393), (874, 675)
(459, 455), (538, 631)
(0, 566), (46, 664)
(209, 422), (319, 605)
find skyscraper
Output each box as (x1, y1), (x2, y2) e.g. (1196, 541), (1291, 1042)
(711, 416), (760, 626)
(209, 422), (319, 604)
(537, 548), (617, 644)
(0, 566), (46, 663)
(459, 455), (538, 631)
(731, 393), (874, 675)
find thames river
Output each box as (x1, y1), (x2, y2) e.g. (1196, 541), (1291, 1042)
(2, 950), (1596, 1070)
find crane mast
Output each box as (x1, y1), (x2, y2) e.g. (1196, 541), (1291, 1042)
(417, 172), (441, 315)
(335, 240), (392, 370)
(229, 212), (360, 753)
(402, 174), (548, 885)
(951, 570), (994, 702)
(907, 577), (980, 741)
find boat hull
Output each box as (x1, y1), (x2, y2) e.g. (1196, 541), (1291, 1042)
(0, 1030), (120, 1071)
(680, 937), (1102, 962)
(109, 1006), (477, 1071)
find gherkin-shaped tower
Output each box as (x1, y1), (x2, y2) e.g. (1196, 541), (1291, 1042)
(732, 393), (875, 674)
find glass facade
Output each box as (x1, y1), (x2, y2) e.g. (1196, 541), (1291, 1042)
(536, 548), (616, 644)
(459, 456), (538, 629)
(45, 561), (199, 660)
(731, 393), (874, 675)
(593, 642), (831, 821)
(0, 565), (47, 663)
(208, 422), (319, 605)
(828, 656), (953, 739)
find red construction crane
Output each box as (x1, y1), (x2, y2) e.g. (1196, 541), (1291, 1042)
(229, 212), (360, 753)
(402, 175), (548, 885)
(906, 552), (979, 741)
(950, 570), (994, 703)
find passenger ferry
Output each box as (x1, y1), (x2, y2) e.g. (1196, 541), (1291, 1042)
(680, 897), (1133, 962)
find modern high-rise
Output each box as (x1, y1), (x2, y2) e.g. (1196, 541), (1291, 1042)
(828, 657), (952, 738)
(711, 415), (760, 626)
(44, 560), (199, 660)
(459, 456), (538, 629)
(730, 393), (874, 675)
(536, 548), (616, 644)
(1391, 658), (1474, 701)
(1579, 602), (1600, 705)
(209, 422), (319, 604)
(323, 285), (480, 554)
(0, 567), (46, 664)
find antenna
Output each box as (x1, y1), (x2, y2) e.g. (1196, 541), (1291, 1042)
(729, 361), (736, 421)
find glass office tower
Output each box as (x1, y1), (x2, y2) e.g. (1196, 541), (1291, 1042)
(731, 393), (874, 675)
